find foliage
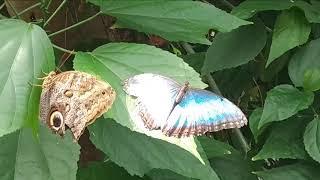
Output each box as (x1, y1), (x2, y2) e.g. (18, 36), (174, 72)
(0, 0), (320, 179)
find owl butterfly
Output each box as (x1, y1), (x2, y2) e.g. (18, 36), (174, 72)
(40, 71), (116, 141)
(123, 73), (247, 138)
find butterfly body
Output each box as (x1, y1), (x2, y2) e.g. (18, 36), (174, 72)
(123, 73), (247, 137)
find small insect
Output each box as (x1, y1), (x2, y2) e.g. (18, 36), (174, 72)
(123, 73), (247, 137)
(39, 71), (116, 141)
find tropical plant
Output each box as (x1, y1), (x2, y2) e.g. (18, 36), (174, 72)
(0, 0), (320, 180)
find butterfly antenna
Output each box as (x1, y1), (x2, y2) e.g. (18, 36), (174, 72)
(57, 49), (75, 72)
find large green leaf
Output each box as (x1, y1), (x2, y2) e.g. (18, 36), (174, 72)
(255, 162), (320, 180)
(89, 119), (219, 180)
(197, 136), (233, 159)
(288, 38), (320, 87)
(0, 19), (55, 137)
(73, 43), (206, 129)
(253, 117), (308, 160)
(267, 8), (311, 66)
(74, 43), (218, 179)
(303, 68), (320, 91)
(77, 161), (144, 180)
(0, 127), (80, 180)
(259, 85), (314, 128)
(232, 0), (320, 23)
(88, 0), (251, 44)
(210, 151), (257, 180)
(202, 21), (266, 73)
(304, 117), (320, 163)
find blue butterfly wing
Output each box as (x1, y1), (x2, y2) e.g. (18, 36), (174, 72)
(162, 89), (247, 137)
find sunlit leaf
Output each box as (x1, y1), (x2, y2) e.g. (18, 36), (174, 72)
(0, 19), (55, 137)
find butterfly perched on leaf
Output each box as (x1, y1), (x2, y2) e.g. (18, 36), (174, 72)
(123, 73), (247, 137)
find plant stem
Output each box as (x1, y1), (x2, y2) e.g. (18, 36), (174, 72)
(181, 42), (250, 153)
(5, 0), (20, 19)
(44, 0), (67, 27)
(0, 2), (5, 10)
(11, 2), (41, 19)
(52, 44), (76, 55)
(45, 0), (53, 10)
(48, 11), (102, 37)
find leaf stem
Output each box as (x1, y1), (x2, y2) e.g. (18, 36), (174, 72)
(43, 0), (67, 27)
(181, 42), (250, 153)
(5, 0), (20, 19)
(48, 11), (102, 37)
(52, 44), (76, 55)
(11, 2), (41, 19)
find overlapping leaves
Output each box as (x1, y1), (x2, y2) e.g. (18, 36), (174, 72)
(74, 43), (221, 180)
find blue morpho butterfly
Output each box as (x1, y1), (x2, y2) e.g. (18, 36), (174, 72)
(123, 73), (247, 137)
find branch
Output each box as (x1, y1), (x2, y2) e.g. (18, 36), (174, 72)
(11, 2), (41, 19)
(44, 0), (67, 27)
(5, 0), (20, 19)
(52, 44), (76, 55)
(48, 11), (102, 37)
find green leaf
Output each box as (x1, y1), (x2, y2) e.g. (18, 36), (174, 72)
(0, 127), (80, 180)
(259, 85), (314, 128)
(89, 119), (219, 180)
(253, 117), (308, 160)
(0, 14), (7, 19)
(197, 136), (234, 159)
(202, 20), (266, 73)
(210, 152), (257, 180)
(74, 43), (206, 129)
(289, 38), (320, 87)
(147, 169), (194, 180)
(182, 52), (205, 73)
(303, 117), (320, 163)
(0, 19), (55, 137)
(74, 43), (214, 179)
(303, 68), (320, 91)
(213, 64), (254, 100)
(77, 161), (144, 180)
(267, 8), (311, 66)
(255, 162), (320, 180)
(249, 108), (265, 142)
(232, 0), (320, 23)
(88, 0), (251, 44)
